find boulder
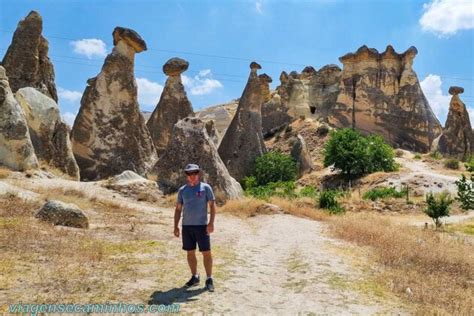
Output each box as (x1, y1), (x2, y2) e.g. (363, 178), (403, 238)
(154, 117), (243, 201)
(35, 200), (89, 228)
(290, 134), (314, 177)
(218, 62), (269, 182)
(104, 170), (163, 202)
(146, 57), (194, 156)
(432, 87), (473, 160)
(1, 11), (57, 101)
(329, 45), (442, 152)
(71, 27), (157, 180)
(0, 66), (39, 171)
(15, 87), (79, 179)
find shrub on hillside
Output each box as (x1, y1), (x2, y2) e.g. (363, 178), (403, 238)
(444, 158), (459, 170)
(319, 190), (345, 214)
(323, 128), (397, 180)
(455, 174), (474, 211)
(252, 151), (297, 186)
(424, 192), (453, 228)
(363, 186), (407, 201)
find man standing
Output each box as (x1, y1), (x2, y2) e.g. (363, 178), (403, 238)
(174, 164), (216, 292)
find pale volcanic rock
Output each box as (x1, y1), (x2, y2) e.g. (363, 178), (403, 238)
(35, 200), (89, 229)
(432, 87), (473, 160)
(290, 134), (314, 177)
(15, 87), (79, 179)
(329, 45), (442, 152)
(146, 57), (194, 156)
(1, 11), (58, 102)
(71, 27), (157, 181)
(195, 100), (238, 136)
(218, 62), (269, 182)
(0, 66), (39, 171)
(205, 120), (221, 147)
(154, 117), (243, 201)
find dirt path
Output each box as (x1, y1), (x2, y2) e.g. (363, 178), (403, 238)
(2, 177), (409, 314)
(174, 213), (408, 314)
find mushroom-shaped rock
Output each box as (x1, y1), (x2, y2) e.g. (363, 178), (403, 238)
(432, 87), (473, 160)
(218, 63), (267, 181)
(0, 67), (39, 171)
(35, 200), (89, 228)
(15, 87), (79, 180)
(112, 27), (147, 53)
(250, 61), (262, 70)
(71, 27), (157, 180)
(1, 11), (58, 101)
(147, 58), (194, 156)
(449, 86), (464, 95)
(163, 57), (189, 76)
(154, 117), (242, 201)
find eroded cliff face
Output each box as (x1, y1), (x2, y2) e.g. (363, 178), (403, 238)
(329, 45), (442, 152)
(71, 27), (157, 181)
(1, 11), (58, 102)
(433, 87), (474, 160)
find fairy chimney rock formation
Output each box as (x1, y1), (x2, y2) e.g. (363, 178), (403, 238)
(154, 117), (243, 201)
(433, 86), (473, 160)
(16, 87), (79, 179)
(146, 57), (194, 156)
(329, 45), (441, 152)
(218, 62), (269, 182)
(1, 11), (58, 102)
(0, 66), (39, 171)
(71, 27), (157, 180)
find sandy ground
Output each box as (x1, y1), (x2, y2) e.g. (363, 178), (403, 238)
(1, 176), (410, 315)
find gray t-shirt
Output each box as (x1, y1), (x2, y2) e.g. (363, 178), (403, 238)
(177, 182), (215, 226)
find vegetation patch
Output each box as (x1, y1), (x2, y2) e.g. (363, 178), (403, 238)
(363, 186), (407, 201)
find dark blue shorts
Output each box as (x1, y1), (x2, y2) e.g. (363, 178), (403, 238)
(182, 225), (211, 252)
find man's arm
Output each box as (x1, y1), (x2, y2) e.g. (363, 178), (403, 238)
(207, 200), (216, 234)
(174, 203), (182, 237)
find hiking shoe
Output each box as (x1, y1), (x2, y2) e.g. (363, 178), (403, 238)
(205, 278), (215, 292)
(185, 275), (200, 287)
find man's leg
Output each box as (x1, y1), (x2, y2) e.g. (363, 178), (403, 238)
(187, 250), (198, 275)
(202, 250), (212, 277)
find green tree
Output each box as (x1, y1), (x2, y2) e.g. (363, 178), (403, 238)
(424, 192), (453, 229)
(253, 151), (297, 186)
(455, 174), (474, 210)
(323, 128), (396, 180)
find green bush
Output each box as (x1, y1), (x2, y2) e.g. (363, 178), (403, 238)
(444, 158), (460, 170)
(319, 190), (345, 214)
(245, 181), (296, 200)
(413, 154), (422, 160)
(363, 186), (407, 201)
(253, 151), (297, 186)
(464, 156), (474, 172)
(298, 186), (319, 198)
(455, 174), (474, 210)
(430, 150), (443, 160)
(323, 128), (397, 180)
(424, 192), (453, 228)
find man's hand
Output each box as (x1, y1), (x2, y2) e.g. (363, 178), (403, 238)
(174, 227), (180, 237)
(206, 223), (214, 235)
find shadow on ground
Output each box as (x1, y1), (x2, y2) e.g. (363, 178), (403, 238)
(148, 286), (207, 305)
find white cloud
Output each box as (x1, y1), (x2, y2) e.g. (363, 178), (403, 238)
(58, 87), (82, 103)
(420, 74), (451, 124)
(62, 112), (77, 127)
(70, 38), (107, 59)
(256, 1), (263, 13)
(420, 0), (474, 37)
(136, 77), (164, 108)
(182, 69), (223, 96)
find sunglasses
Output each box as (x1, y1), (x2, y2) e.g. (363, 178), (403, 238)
(185, 171), (200, 176)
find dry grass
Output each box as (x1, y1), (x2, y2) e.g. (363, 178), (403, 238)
(328, 213), (474, 315)
(163, 192), (178, 207)
(219, 196), (329, 221)
(0, 166), (12, 179)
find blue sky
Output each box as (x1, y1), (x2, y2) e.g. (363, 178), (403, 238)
(1, 0), (473, 126)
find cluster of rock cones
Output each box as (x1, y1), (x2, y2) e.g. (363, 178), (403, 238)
(1, 11), (472, 202)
